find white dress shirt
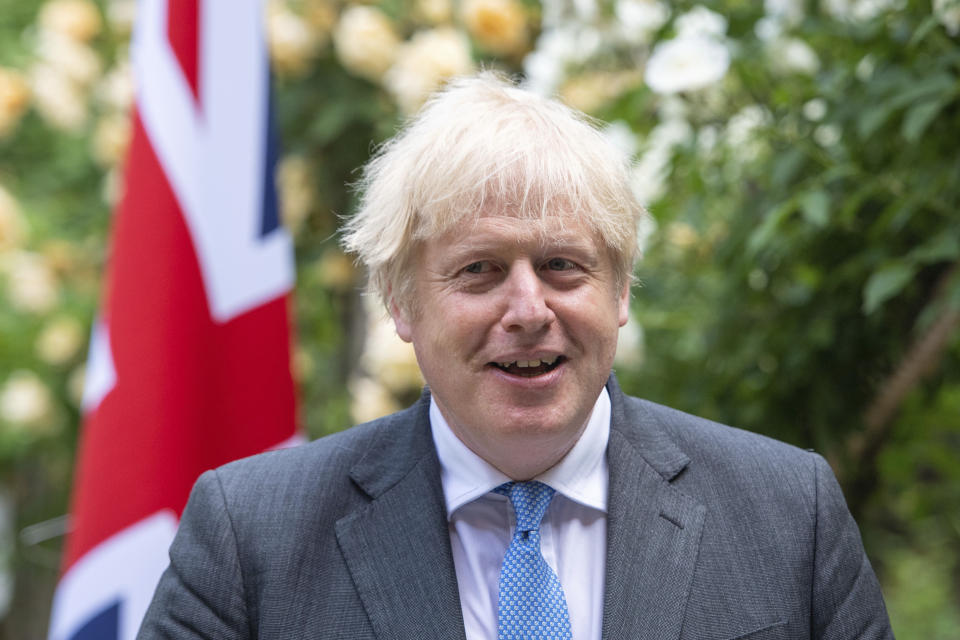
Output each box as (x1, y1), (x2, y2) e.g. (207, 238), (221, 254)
(430, 389), (610, 640)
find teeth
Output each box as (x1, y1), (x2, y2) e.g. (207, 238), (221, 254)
(497, 356), (559, 369)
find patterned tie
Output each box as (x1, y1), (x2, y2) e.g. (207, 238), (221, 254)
(494, 481), (573, 640)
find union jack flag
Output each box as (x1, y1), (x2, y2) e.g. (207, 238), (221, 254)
(47, 1), (300, 638)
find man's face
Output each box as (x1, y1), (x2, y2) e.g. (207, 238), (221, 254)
(392, 211), (629, 479)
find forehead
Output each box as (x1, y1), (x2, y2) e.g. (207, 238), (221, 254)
(425, 211), (604, 258)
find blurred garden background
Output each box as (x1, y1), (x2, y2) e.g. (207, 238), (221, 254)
(0, 0), (958, 636)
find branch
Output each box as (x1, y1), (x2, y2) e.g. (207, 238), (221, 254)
(841, 263), (959, 511)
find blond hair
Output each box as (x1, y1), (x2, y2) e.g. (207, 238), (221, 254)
(341, 72), (645, 313)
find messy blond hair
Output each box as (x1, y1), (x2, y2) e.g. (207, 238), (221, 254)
(340, 71), (645, 313)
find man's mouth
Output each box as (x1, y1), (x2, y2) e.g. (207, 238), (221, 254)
(489, 356), (565, 378)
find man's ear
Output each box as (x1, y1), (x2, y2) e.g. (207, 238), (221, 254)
(617, 281), (630, 327)
(389, 295), (414, 343)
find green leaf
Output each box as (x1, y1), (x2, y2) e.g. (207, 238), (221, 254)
(858, 104), (895, 140)
(863, 262), (918, 314)
(909, 234), (960, 264)
(902, 99), (947, 143)
(770, 147), (806, 189)
(908, 15), (943, 48)
(886, 73), (957, 110)
(800, 190), (830, 227)
(747, 201), (794, 255)
(858, 73), (957, 140)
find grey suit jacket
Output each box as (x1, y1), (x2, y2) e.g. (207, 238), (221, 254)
(138, 377), (893, 639)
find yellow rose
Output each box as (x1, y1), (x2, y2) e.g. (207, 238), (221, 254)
(460, 0), (528, 56)
(560, 70), (642, 114)
(36, 316), (85, 365)
(417, 0), (453, 25)
(384, 27), (474, 114)
(349, 375), (401, 424)
(0, 68), (31, 138)
(0, 370), (54, 429)
(277, 154), (315, 234)
(316, 250), (357, 292)
(39, 0), (102, 43)
(333, 6), (401, 81)
(91, 112), (131, 167)
(1, 251), (60, 314)
(268, 2), (320, 77)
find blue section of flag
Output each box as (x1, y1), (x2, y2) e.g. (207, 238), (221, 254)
(68, 601), (120, 640)
(260, 74), (281, 238)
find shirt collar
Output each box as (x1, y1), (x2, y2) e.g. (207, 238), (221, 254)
(430, 388), (610, 519)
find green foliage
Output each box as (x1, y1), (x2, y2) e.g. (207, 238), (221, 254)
(611, 0), (960, 631)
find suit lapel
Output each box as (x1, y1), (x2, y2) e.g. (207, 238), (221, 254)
(602, 378), (706, 640)
(335, 394), (467, 639)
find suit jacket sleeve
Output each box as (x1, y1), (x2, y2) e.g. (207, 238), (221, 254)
(137, 470), (249, 640)
(811, 453), (893, 639)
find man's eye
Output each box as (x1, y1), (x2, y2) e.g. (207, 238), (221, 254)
(464, 261), (491, 274)
(545, 258), (576, 271)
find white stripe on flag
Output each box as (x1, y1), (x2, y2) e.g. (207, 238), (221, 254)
(48, 511), (177, 640)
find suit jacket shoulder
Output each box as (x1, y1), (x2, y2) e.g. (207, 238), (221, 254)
(138, 392), (464, 640)
(603, 380), (894, 640)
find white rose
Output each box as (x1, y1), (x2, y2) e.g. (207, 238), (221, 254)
(803, 98), (828, 122)
(106, 0), (136, 36)
(522, 26), (585, 95)
(1, 251), (60, 313)
(95, 59), (134, 112)
(36, 30), (102, 87)
(674, 5), (728, 39)
(725, 104), (771, 163)
(822, 0), (903, 22)
(934, 0), (960, 36)
(30, 64), (87, 132)
(644, 34), (730, 94)
(0, 371), (53, 427)
(814, 123), (842, 147)
(769, 37), (820, 75)
(630, 150), (670, 206)
(615, 0), (669, 42)
(725, 104), (770, 145)
(384, 28), (475, 114)
(36, 316), (85, 365)
(333, 6), (401, 82)
(764, 0), (804, 26)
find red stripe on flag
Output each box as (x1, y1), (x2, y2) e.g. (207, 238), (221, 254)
(167, 0), (200, 102)
(62, 109), (297, 571)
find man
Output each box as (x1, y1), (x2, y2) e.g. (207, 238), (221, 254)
(138, 73), (893, 639)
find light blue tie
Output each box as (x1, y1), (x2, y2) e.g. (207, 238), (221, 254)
(495, 481), (573, 640)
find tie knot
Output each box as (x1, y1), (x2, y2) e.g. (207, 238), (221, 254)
(494, 481), (556, 533)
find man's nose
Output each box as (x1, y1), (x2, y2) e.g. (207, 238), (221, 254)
(499, 262), (554, 332)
